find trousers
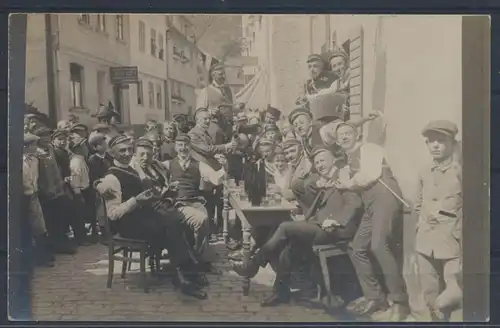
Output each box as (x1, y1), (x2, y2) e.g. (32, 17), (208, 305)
(417, 252), (462, 310)
(258, 221), (340, 290)
(39, 194), (84, 242)
(118, 207), (193, 267)
(177, 202), (210, 255)
(204, 186), (223, 233)
(23, 194), (46, 237)
(348, 182), (408, 304)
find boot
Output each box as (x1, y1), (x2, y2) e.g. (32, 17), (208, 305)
(261, 280), (291, 307)
(172, 268), (208, 300)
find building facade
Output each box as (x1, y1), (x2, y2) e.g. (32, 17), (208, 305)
(165, 15), (199, 118)
(128, 14), (168, 125)
(25, 13), (132, 126)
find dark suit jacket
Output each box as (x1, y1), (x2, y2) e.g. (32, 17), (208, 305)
(188, 125), (226, 171)
(309, 186), (363, 240)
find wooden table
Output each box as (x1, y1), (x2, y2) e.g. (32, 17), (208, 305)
(221, 183), (297, 295)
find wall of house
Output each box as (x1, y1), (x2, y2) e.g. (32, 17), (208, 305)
(128, 14), (167, 124)
(25, 14), (49, 114)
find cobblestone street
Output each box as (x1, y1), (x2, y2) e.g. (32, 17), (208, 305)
(31, 241), (340, 322)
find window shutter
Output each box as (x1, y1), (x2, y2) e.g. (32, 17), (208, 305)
(349, 26), (363, 121)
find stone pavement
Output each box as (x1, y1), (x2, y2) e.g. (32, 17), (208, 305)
(31, 241), (342, 322)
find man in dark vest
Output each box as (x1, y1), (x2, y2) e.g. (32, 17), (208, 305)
(164, 134), (225, 259)
(334, 122), (409, 320)
(232, 146), (363, 307)
(95, 135), (208, 299)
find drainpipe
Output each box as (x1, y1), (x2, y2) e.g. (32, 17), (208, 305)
(165, 28), (172, 120)
(45, 14), (58, 121)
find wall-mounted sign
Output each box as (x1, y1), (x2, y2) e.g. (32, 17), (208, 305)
(110, 66), (139, 84)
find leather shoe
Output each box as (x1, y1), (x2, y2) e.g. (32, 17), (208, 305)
(231, 259), (259, 278)
(226, 239), (242, 251)
(228, 250), (244, 261)
(173, 269), (208, 300)
(355, 299), (390, 315)
(189, 273), (210, 288)
(388, 303), (410, 321)
(260, 291), (291, 307)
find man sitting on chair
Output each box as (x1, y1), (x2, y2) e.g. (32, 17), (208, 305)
(164, 134), (226, 262)
(95, 135), (207, 299)
(232, 146), (363, 307)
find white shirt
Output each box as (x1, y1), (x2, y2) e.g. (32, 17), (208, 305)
(342, 142), (386, 188)
(273, 164), (293, 191)
(70, 153), (90, 193)
(95, 160), (139, 221)
(22, 154), (39, 195)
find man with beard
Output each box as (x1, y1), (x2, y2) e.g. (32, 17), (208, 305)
(232, 146), (363, 307)
(333, 122), (409, 320)
(95, 135), (207, 299)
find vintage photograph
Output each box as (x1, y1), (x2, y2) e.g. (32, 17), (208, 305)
(12, 13), (472, 322)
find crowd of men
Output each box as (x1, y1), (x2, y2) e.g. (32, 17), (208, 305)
(22, 42), (463, 322)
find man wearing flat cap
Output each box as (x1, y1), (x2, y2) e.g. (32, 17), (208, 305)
(95, 135), (208, 299)
(295, 54), (339, 107)
(23, 132), (54, 266)
(163, 133), (226, 263)
(68, 123), (91, 159)
(414, 120), (463, 321)
(334, 121), (410, 320)
(33, 126), (78, 254)
(232, 146), (363, 307)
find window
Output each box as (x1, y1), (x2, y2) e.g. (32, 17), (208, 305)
(171, 80), (182, 100)
(150, 29), (157, 56)
(78, 14), (90, 25)
(136, 80), (143, 105)
(156, 84), (162, 109)
(138, 21), (145, 52)
(97, 70), (105, 104)
(158, 33), (164, 60)
(116, 15), (124, 41)
(97, 14), (106, 32)
(70, 63), (84, 108)
(148, 82), (154, 108)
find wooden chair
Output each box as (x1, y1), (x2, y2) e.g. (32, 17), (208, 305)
(312, 241), (349, 307)
(99, 196), (161, 293)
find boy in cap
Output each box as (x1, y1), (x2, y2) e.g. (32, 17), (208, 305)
(23, 133), (54, 266)
(69, 138), (94, 245)
(33, 127), (77, 255)
(414, 120), (462, 321)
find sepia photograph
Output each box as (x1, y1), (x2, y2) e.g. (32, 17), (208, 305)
(8, 13), (489, 322)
